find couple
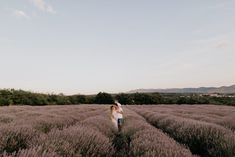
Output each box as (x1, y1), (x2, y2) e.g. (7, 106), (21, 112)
(110, 101), (124, 132)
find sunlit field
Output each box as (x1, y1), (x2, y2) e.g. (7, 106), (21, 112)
(0, 105), (234, 157)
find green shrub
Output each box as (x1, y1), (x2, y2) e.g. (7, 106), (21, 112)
(94, 92), (114, 104)
(116, 93), (133, 105)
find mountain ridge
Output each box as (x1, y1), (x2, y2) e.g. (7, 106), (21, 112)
(128, 85), (235, 94)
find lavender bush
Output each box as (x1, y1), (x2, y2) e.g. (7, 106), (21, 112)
(132, 106), (235, 157)
(0, 126), (39, 154)
(2, 146), (58, 157)
(122, 108), (195, 157)
(0, 105), (234, 157)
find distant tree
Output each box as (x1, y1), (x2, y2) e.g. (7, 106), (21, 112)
(56, 94), (71, 105)
(0, 88), (234, 106)
(0, 89), (13, 106)
(95, 92), (114, 104)
(0, 97), (11, 106)
(116, 93), (132, 104)
(31, 94), (49, 105)
(176, 97), (187, 104)
(86, 95), (95, 104)
(47, 94), (58, 105)
(76, 95), (87, 104)
(150, 93), (163, 104)
(69, 95), (87, 104)
(132, 93), (157, 104)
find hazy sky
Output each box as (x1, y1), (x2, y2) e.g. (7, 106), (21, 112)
(0, 0), (235, 94)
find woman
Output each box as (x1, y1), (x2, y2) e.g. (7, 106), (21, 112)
(110, 101), (124, 131)
(110, 105), (118, 129)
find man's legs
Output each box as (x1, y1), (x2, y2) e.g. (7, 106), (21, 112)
(117, 118), (123, 132)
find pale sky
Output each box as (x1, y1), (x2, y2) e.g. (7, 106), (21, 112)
(0, 0), (235, 94)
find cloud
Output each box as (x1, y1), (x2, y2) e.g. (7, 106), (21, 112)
(190, 31), (235, 50)
(208, 1), (235, 9)
(13, 10), (30, 19)
(215, 40), (233, 49)
(30, 0), (56, 14)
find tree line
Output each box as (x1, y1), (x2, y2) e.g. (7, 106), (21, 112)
(0, 89), (234, 106)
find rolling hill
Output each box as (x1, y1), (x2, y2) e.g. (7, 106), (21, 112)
(129, 85), (235, 94)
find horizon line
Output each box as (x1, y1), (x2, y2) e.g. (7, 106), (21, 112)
(0, 83), (234, 95)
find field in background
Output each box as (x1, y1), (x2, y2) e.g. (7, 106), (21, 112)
(0, 105), (234, 157)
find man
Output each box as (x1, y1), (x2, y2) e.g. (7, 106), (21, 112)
(115, 101), (123, 131)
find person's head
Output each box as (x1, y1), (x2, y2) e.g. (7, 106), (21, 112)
(112, 103), (119, 110)
(110, 105), (115, 111)
(112, 100), (120, 110)
(114, 100), (120, 105)
(115, 100), (123, 106)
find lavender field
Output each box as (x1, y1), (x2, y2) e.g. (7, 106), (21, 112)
(0, 105), (234, 157)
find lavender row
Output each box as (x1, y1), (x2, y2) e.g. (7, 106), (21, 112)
(131, 106), (235, 157)
(122, 107), (195, 157)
